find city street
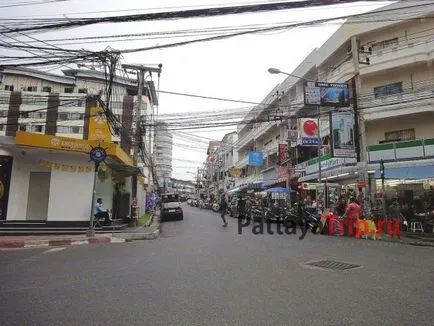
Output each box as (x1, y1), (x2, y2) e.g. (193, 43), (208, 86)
(1, 204), (433, 326)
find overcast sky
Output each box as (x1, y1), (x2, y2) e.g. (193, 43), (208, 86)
(0, 0), (392, 181)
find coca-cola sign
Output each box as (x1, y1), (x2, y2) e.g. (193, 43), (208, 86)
(278, 143), (287, 164)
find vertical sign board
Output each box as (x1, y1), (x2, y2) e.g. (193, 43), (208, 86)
(300, 118), (320, 146)
(0, 156), (13, 220)
(278, 143), (288, 164)
(248, 151), (264, 167)
(88, 107), (112, 143)
(329, 112), (356, 158)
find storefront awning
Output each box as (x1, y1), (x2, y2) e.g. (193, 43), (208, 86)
(107, 162), (142, 177)
(375, 165), (434, 180)
(15, 131), (133, 167)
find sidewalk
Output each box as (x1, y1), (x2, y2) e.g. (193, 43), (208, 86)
(360, 231), (434, 247)
(0, 211), (161, 249)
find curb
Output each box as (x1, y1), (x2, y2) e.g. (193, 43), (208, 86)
(0, 236), (125, 249)
(377, 237), (434, 247)
(116, 213), (161, 242)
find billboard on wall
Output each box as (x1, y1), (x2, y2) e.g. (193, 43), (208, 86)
(300, 118), (320, 146)
(330, 111), (356, 158)
(248, 151), (264, 166)
(304, 81), (350, 107)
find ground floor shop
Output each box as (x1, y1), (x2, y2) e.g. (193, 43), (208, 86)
(0, 132), (141, 222)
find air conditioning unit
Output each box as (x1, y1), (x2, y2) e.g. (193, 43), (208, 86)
(347, 42), (352, 54)
(287, 130), (298, 141)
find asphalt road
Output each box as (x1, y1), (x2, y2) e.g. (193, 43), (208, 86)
(1, 204), (433, 326)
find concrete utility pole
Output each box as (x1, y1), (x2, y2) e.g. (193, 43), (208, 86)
(121, 63), (162, 199)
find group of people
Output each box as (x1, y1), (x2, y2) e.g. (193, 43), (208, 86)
(217, 194), (250, 227)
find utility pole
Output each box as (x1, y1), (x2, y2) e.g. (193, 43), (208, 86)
(317, 105), (322, 183)
(121, 63), (162, 200)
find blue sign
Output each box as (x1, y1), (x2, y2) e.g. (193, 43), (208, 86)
(90, 147), (107, 163)
(248, 151), (264, 166)
(302, 137), (320, 146)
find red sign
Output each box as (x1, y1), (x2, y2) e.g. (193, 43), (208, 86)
(277, 167), (289, 179)
(278, 143), (287, 164)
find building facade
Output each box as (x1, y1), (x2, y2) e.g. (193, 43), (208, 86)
(154, 121), (173, 191)
(231, 1), (434, 201)
(0, 66), (157, 222)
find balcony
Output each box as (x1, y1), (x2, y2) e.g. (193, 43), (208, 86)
(361, 39), (434, 76)
(367, 138), (434, 163)
(235, 155), (248, 168)
(263, 139), (279, 156)
(360, 87), (434, 121)
(236, 129), (255, 151)
(252, 120), (278, 140)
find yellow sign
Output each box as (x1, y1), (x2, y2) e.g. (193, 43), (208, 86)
(229, 168), (242, 178)
(16, 131), (133, 166)
(88, 106), (111, 143)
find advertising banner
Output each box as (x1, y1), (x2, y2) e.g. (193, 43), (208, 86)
(278, 143), (288, 164)
(304, 81), (350, 107)
(248, 151), (264, 166)
(330, 112), (356, 158)
(300, 118), (320, 146)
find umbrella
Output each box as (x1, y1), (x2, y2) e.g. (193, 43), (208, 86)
(266, 187), (296, 193)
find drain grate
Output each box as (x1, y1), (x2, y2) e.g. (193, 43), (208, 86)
(304, 260), (361, 271)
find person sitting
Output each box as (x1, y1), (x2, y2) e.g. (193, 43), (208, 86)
(94, 198), (111, 225)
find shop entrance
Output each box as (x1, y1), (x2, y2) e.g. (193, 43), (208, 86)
(26, 172), (51, 220)
(0, 156), (13, 220)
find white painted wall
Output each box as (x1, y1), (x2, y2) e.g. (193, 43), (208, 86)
(94, 171), (114, 212)
(0, 148), (95, 221)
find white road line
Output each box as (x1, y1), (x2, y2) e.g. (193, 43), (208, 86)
(43, 247), (66, 254)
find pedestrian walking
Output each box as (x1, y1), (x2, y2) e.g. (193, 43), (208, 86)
(237, 196), (246, 222)
(219, 195), (228, 227)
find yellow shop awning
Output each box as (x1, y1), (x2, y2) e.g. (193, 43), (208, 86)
(15, 131), (133, 167)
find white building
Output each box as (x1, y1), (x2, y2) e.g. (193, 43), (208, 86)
(154, 121), (173, 191)
(0, 66), (158, 223)
(232, 0), (434, 197)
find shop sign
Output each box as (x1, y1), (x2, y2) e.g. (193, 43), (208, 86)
(329, 112), (356, 158)
(277, 167), (289, 179)
(88, 106), (112, 143)
(278, 143), (288, 164)
(300, 118), (320, 146)
(306, 157), (356, 175)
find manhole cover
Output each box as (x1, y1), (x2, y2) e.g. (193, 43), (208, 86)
(304, 260), (361, 271)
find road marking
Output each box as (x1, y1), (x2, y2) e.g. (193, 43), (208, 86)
(43, 247), (66, 254)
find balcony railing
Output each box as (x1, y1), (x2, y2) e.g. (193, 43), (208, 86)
(367, 138), (434, 163)
(235, 155), (248, 168)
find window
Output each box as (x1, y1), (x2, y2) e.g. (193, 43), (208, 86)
(71, 126), (81, 134)
(0, 125), (4, 131)
(384, 128), (415, 142)
(19, 124), (27, 131)
(78, 88), (87, 94)
(0, 110), (8, 117)
(64, 87), (74, 93)
(27, 86), (37, 92)
(374, 82), (403, 98)
(4, 85), (14, 91)
(58, 112), (69, 120)
(42, 86), (52, 93)
(21, 112), (29, 118)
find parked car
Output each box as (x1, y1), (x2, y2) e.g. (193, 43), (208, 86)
(160, 193), (183, 221)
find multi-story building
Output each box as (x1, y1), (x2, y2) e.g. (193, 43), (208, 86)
(233, 1), (434, 200)
(154, 121), (173, 191)
(0, 66), (158, 222)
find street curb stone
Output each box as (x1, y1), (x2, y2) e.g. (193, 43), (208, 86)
(0, 236), (125, 249)
(114, 212), (161, 241)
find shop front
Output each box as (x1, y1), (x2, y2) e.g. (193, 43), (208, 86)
(0, 131), (138, 222)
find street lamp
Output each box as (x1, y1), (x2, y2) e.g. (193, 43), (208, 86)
(267, 67), (322, 183)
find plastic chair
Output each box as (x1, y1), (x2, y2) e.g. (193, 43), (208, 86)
(409, 221), (424, 232)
